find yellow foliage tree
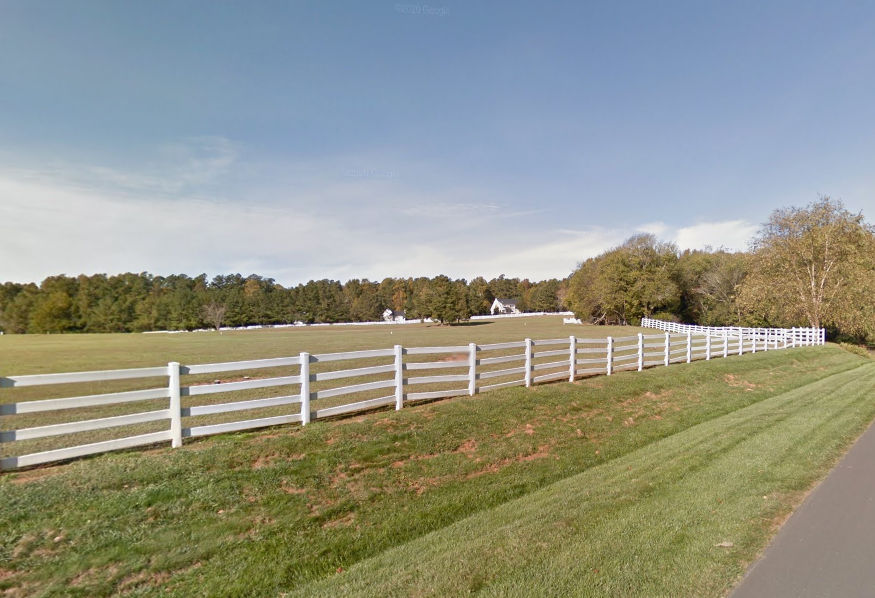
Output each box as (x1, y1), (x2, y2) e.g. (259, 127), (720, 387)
(738, 197), (875, 338)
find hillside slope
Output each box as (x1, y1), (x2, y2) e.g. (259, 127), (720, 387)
(0, 346), (870, 597)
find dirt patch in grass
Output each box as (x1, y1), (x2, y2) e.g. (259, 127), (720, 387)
(388, 439), (478, 469)
(70, 564), (120, 588)
(520, 443), (554, 461)
(408, 474), (459, 495)
(553, 408), (605, 425)
(252, 431), (287, 442)
(252, 452), (304, 469)
(456, 438), (478, 456)
(308, 497), (339, 518)
(612, 388), (692, 422)
(467, 442), (556, 478)
(281, 480), (307, 494)
(503, 423), (537, 438)
(725, 374), (757, 391)
(322, 512), (356, 529)
(6, 466), (64, 485)
(11, 530), (64, 559)
(252, 454), (277, 469)
(117, 570), (170, 593)
(621, 389), (672, 409)
(1, 581), (36, 598)
(328, 469), (349, 487)
(0, 568), (18, 582)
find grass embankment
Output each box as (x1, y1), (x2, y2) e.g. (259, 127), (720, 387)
(1, 346), (872, 597)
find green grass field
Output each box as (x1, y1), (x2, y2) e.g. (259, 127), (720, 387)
(2, 339), (873, 597)
(0, 316), (627, 375)
(1, 316), (641, 460)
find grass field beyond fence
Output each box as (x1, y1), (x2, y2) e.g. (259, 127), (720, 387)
(1, 345), (873, 596)
(1, 317), (819, 469)
(2, 318), (636, 465)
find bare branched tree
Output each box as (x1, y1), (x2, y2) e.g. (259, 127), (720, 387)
(201, 302), (227, 331)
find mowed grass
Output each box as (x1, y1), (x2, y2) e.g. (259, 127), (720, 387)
(0, 316), (627, 375)
(0, 316), (638, 458)
(1, 346), (872, 597)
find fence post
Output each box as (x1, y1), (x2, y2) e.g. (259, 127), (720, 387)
(525, 338), (533, 387)
(300, 352), (310, 424)
(738, 332), (744, 356)
(723, 332), (728, 358)
(705, 335), (712, 360)
(606, 336), (613, 376)
(468, 342), (477, 396)
(686, 331), (692, 363)
(752, 331), (757, 353)
(664, 332), (670, 367)
(168, 361), (182, 449)
(637, 333), (644, 371)
(763, 330), (769, 352)
(569, 335), (577, 382)
(394, 344), (404, 409)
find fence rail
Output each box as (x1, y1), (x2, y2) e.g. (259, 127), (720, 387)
(0, 318), (825, 471)
(640, 317), (826, 346)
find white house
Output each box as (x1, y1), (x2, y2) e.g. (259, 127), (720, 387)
(490, 298), (521, 315)
(382, 308), (406, 323)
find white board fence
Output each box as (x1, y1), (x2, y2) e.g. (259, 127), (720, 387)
(0, 319), (824, 471)
(640, 317), (826, 346)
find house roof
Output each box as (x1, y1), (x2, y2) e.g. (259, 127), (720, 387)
(494, 297), (518, 306)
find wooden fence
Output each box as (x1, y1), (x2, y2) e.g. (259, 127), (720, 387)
(0, 320), (824, 471)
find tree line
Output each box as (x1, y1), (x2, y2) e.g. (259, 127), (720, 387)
(567, 197), (875, 342)
(0, 273), (565, 334)
(2, 198), (872, 342)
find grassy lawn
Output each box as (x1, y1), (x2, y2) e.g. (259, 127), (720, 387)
(1, 346), (872, 596)
(0, 315), (629, 375)
(1, 316), (638, 459)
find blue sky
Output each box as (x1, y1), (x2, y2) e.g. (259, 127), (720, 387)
(1, 1), (873, 284)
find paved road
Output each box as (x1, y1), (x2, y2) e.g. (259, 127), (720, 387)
(730, 417), (875, 598)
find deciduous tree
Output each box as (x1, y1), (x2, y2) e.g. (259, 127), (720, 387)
(201, 302), (228, 331)
(568, 234), (680, 325)
(737, 197), (875, 337)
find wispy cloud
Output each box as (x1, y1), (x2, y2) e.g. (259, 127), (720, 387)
(158, 136), (239, 188)
(674, 220), (757, 252)
(5, 137), (241, 201)
(0, 150), (760, 284)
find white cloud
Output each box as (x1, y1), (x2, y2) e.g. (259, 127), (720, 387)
(8, 136), (242, 201)
(635, 221), (670, 237)
(0, 175), (321, 282)
(673, 220), (758, 252)
(0, 154), (761, 285)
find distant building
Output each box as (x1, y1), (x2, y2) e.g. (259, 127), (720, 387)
(382, 308), (406, 322)
(490, 298), (521, 315)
